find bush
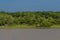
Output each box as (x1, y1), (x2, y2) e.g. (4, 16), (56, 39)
(0, 14), (14, 26)
(0, 11), (60, 28)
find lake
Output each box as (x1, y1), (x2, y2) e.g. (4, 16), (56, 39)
(0, 29), (60, 40)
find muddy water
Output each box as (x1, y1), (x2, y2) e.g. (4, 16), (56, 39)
(0, 29), (60, 40)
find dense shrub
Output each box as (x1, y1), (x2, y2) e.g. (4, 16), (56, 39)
(0, 11), (60, 28)
(0, 14), (14, 26)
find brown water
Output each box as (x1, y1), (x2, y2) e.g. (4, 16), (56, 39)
(0, 29), (60, 40)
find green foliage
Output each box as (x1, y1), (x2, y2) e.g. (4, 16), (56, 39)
(0, 11), (60, 28)
(0, 14), (14, 26)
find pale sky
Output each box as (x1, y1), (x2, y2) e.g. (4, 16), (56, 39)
(0, 0), (60, 12)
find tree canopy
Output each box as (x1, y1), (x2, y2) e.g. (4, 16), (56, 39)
(0, 11), (60, 28)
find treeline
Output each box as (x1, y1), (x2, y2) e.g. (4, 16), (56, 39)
(0, 11), (60, 28)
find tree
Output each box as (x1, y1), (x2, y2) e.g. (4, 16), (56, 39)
(0, 14), (14, 26)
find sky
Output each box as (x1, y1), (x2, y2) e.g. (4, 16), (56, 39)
(0, 0), (60, 12)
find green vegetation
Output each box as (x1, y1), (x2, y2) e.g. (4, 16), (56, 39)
(51, 24), (60, 28)
(0, 11), (60, 29)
